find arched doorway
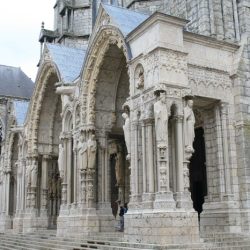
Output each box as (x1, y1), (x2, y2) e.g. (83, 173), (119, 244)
(93, 44), (130, 221)
(9, 133), (19, 228)
(189, 127), (207, 220)
(31, 69), (62, 229)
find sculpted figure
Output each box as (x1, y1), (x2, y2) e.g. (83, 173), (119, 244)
(30, 159), (38, 188)
(115, 149), (124, 186)
(78, 133), (88, 171)
(136, 70), (144, 89)
(154, 92), (168, 142)
(183, 99), (195, 151)
(87, 134), (97, 169)
(58, 143), (64, 178)
(16, 161), (22, 177)
(26, 162), (32, 187)
(122, 112), (130, 157)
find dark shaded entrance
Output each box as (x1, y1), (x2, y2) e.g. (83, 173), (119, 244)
(189, 127), (207, 220)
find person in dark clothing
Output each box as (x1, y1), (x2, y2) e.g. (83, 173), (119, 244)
(124, 203), (128, 213)
(117, 200), (125, 231)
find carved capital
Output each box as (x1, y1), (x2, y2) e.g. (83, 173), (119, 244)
(220, 102), (229, 115)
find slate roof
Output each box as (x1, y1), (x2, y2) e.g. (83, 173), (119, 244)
(102, 4), (149, 36)
(0, 65), (34, 99)
(46, 43), (87, 83)
(13, 100), (29, 126)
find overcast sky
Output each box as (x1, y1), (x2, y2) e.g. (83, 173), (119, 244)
(0, 1), (55, 81)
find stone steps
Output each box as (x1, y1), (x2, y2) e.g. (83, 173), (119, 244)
(1, 230), (250, 250)
(0, 236), (74, 250)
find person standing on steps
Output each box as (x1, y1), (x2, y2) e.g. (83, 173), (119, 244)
(117, 200), (125, 232)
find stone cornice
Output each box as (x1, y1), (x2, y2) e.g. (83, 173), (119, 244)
(184, 31), (240, 53)
(126, 12), (188, 43)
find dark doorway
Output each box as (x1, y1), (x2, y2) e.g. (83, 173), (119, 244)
(48, 159), (61, 229)
(110, 154), (119, 218)
(189, 127), (207, 220)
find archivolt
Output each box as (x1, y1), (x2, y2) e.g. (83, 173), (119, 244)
(79, 26), (130, 128)
(26, 63), (59, 155)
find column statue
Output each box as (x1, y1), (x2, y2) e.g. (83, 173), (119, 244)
(26, 162), (32, 187)
(115, 149), (124, 186)
(78, 133), (88, 171)
(87, 134), (97, 169)
(58, 143), (64, 179)
(153, 91), (168, 142)
(183, 99), (195, 152)
(122, 112), (130, 158)
(30, 159), (38, 188)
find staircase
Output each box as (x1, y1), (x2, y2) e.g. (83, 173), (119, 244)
(0, 230), (250, 249)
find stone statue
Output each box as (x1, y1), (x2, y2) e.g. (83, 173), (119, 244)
(30, 159), (38, 188)
(87, 134), (97, 169)
(78, 133), (88, 171)
(17, 161), (22, 177)
(183, 99), (195, 151)
(26, 163), (31, 187)
(58, 143), (64, 179)
(122, 112), (130, 157)
(154, 92), (168, 142)
(136, 70), (144, 89)
(115, 149), (124, 186)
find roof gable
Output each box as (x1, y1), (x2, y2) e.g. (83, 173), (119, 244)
(95, 4), (149, 37)
(0, 65), (34, 99)
(45, 43), (87, 83)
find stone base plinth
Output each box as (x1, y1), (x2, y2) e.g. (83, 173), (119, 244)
(240, 209), (250, 232)
(0, 215), (12, 232)
(22, 209), (38, 233)
(57, 207), (100, 237)
(124, 210), (199, 245)
(13, 213), (24, 233)
(200, 199), (241, 235)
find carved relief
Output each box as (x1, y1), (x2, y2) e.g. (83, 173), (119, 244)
(134, 64), (144, 90)
(188, 65), (232, 100)
(144, 49), (187, 85)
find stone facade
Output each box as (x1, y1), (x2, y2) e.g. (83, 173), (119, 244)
(0, 0), (250, 245)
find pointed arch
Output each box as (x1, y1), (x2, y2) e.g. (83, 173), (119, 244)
(79, 26), (131, 127)
(26, 62), (61, 155)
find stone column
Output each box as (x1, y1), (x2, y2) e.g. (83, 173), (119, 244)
(129, 120), (139, 205)
(175, 114), (193, 209)
(61, 137), (67, 206)
(5, 169), (11, 216)
(40, 155), (50, 225)
(175, 115), (184, 193)
(0, 172), (3, 214)
(29, 157), (38, 209)
(104, 136), (110, 203)
(220, 103), (232, 195)
(141, 121), (147, 194)
(154, 122), (175, 210)
(80, 169), (87, 206)
(73, 146), (77, 205)
(23, 156), (39, 233)
(146, 119), (154, 193)
(67, 137), (72, 205)
(97, 133), (109, 209)
(16, 162), (21, 213)
(215, 106), (226, 198)
(87, 168), (95, 208)
(141, 119), (155, 208)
